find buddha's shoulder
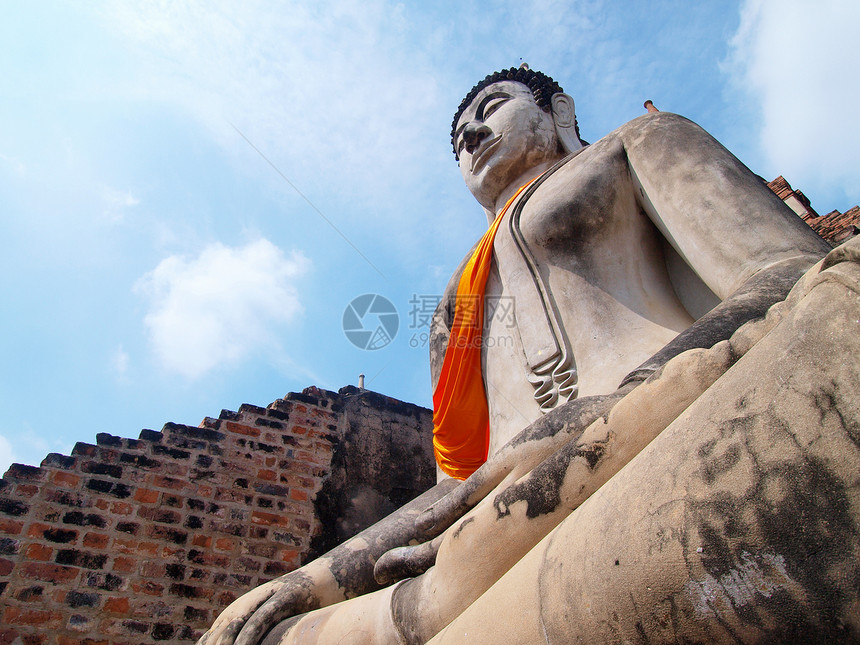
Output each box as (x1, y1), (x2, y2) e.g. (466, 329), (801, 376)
(611, 112), (711, 147)
(551, 113), (713, 179)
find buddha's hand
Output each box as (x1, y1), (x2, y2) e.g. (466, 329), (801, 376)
(417, 387), (634, 537)
(197, 577), (285, 645)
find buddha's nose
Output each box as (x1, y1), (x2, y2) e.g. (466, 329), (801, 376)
(463, 122), (492, 155)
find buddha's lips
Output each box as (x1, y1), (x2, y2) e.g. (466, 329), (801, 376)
(470, 135), (502, 174)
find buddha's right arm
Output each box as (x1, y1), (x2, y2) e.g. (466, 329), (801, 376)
(197, 479), (459, 645)
(619, 112), (829, 384)
(414, 385), (635, 535)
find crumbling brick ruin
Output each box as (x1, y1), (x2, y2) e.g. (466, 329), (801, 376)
(0, 386), (434, 644)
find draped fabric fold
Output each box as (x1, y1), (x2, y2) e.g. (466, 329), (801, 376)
(432, 177), (540, 479)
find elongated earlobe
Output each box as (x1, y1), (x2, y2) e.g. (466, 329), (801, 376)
(551, 93), (583, 154)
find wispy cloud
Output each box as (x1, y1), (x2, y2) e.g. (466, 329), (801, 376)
(102, 186), (140, 222)
(91, 1), (443, 200)
(727, 0), (860, 205)
(135, 239), (310, 379)
(0, 152), (26, 175)
(112, 345), (130, 380)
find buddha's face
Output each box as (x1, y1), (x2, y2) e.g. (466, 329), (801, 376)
(454, 81), (562, 210)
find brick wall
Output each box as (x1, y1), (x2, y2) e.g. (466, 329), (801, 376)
(0, 386), (434, 644)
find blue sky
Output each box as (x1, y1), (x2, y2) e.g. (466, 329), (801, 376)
(1, 0), (858, 474)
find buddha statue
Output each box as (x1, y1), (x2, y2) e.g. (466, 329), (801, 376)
(200, 67), (860, 644)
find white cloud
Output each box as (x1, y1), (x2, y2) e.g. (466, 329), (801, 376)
(135, 239), (310, 379)
(727, 0), (860, 204)
(102, 186), (140, 221)
(0, 152), (26, 175)
(112, 345), (130, 379)
(90, 1), (442, 200)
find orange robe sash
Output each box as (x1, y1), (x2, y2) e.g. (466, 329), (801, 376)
(432, 178), (540, 479)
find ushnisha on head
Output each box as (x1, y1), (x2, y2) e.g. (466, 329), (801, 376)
(451, 66), (582, 159)
(452, 66), (584, 211)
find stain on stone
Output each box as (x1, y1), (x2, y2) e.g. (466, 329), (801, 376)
(700, 442), (742, 485)
(493, 438), (606, 520)
(687, 435), (860, 642)
(452, 516), (474, 541)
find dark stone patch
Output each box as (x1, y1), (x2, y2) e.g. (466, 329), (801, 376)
(67, 590), (99, 608)
(43, 453), (76, 469)
(82, 462), (123, 478)
(254, 483), (289, 497)
(84, 572), (123, 591)
(0, 499), (29, 516)
(184, 606), (209, 622)
(494, 439), (606, 521)
(139, 429), (163, 442)
(85, 479), (131, 498)
(116, 522), (139, 534)
(119, 452), (161, 468)
(46, 490), (88, 507)
(15, 585), (43, 601)
(152, 445), (191, 460)
(62, 511), (107, 528)
(96, 433), (123, 447)
(185, 515), (203, 529)
(44, 528), (77, 543)
(56, 549), (108, 569)
(701, 442), (742, 485)
(0, 538), (19, 554)
(152, 623), (175, 640)
(123, 620), (149, 634)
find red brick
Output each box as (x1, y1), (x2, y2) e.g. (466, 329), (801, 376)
(214, 538), (236, 552)
(51, 471), (80, 488)
(131, 580), (163, 596)
(112, 556), (136, 573)
(26, 523), (50, 539)
(95, 499), (110, 511)
(3, 606), (63, 628)
(257, 469), (276, 481)
(16, 484), (40, 497)
(151, 475), (189, 491)
(224, 422), (260, 437)
(289, 489), (308, 502)
(279, 549), (300, 562)
(83, 532), (110, 549)
(112, 537), (137, 554)
(110, 501), (133, 515)
(251, 511), (289, 527)
(192, 534), (212, 548)
(136, 542), (158, 556)
(0, 518), (23, 535)
(0, 558), (13, 575)
(141, 561), (164, 577)
(162, 545), (184, 558)
(103, 597), (130, 613)
(133, 488), (159, 504)
(23, 543), (54, 561)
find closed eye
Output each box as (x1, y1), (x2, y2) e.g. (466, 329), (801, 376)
(483, 97), (510, 119)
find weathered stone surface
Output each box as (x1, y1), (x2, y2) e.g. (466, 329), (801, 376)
(200, 67), (857, 645)
(430, 241), (860, 643)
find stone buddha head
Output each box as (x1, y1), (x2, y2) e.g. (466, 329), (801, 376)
(452, 67), (583, 210)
